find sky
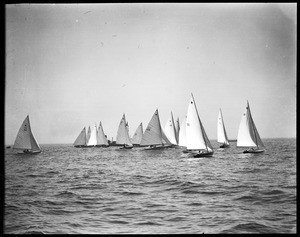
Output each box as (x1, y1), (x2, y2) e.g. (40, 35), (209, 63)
(5, 3), (296, 145)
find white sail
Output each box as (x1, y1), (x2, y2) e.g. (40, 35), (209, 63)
(237, 101), (264, 148)
(163, 112), (178, 145)
(87, 124), (97, 146)
(186, 94), (213, 152)
(116, 114), (132, 146)
(86, 126), (91, 144)
(175, 117), (180, 145)
(13, 115), (41, 152)
(97, 122), (109, 146)
(217, 109), (230, 145)
(140, 109), (164, 146)
(74, 127), (87, 146)
(131, 123), (143, 145)
(178, 116), (187, 147)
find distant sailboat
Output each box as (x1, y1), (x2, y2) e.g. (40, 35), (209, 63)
(237, 101), (265, 153)
(178, 116), (187, 147)
(87, 124), (97, 147)
(96, 122), (109, 147)
(116, 114), (133, 149)
(163, 112), (178, 145)
(131, 123), (143, 146)
(175, 117), (180, 145)
(74, 127), (87, 147)
(185, 94), (214, 157)
(13, 115), (41, 154)
(217, 109), (230, 148)
(140, 109), (173, 150)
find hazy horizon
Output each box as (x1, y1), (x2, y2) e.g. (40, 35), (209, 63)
(5, 3), (296, 145)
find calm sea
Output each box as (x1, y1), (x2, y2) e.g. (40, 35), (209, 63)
(4, 138), (296, 234)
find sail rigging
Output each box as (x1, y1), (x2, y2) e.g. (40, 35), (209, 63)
(74, 127), (87, 146)
(87, 124), (97, 146)
(237, 101), (264, 149)
(131, 123), (143, 145)
(186, 94), (213, 152)
(97, 122), (109, 146)
(13, 115), (41, 153)
(217, 109), (230, 146)
(116, 114), (133, 146)
(140, 109), (172, 147)
(163, 112), (178, 145)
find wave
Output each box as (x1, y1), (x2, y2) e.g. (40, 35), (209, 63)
(221, 222), (279, 233)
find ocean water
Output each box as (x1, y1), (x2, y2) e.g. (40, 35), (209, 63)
(4, 138), (296, 234)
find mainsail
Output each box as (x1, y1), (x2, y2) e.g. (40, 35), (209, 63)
(175, 117), (180, 145)
(131, 123), (143, 145)
(178, 116), (187, 147)
(217, 109), (230, 146)
(86, 126), (91, 144)
(97, 122), (109, 146)
(87, 124), (97, 146)
(13, 115), (41, 152)
(74, 127), (87, 146)
(163, 112), (178, 145)
(140, 109), (172, 146)
(116, 114), (133, 146)
(237, 101), (264, 148)
(186, 94), (213, 152)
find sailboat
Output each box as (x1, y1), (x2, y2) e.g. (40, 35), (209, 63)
(96, 122), (109, 147)
(163, 112), (178, 145)
(237, 101), (265, 153)
(86, 124), (97, 147)
(185, 94), (214, 157)
(74, 127), (87, 147)
(178, 116), (187, 148)
(13, 115), (41, 154)
(116, 114), (133, 149)
(131, 123), (143, 146)
(140, 109), (173, 150)
(217, 109), (230, 148)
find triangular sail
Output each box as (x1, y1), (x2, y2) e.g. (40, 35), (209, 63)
(186, 94), (213, 152)
(178, 116), (187, 147)
(175, 117), (180, 145)
(13, 115), (41, 152)
(86, 126), (91, 144)
(237, 101), (264, 148)
(131, 123), (143, 145)
(116, 114), (132, 146)
(217, 109), (229, 145)
(87, 124), (97, 146)
(140, 109), (164, 146)
(74, 127), (87, 146)
(97, 122), (109, 146)
(163, 112), (178, 145)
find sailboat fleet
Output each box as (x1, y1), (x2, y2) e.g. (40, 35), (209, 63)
(11, 94), (265, 156)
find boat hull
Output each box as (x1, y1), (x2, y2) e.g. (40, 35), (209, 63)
(243, 149), (264, 153)
(18, 150), (41, 155)
(119, 146), (133, 149)
(219, 144), (230, 148)
(144, 145), (173, 150)
(183, 149), (214, 157)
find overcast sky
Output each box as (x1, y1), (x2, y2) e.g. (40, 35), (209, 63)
(5, 3), (296, 145)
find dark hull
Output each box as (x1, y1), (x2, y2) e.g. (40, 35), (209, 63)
(183, 149), (214, 157)
(220, 144), (230, 148)
(119, 146), (133, 149)
(144, 145), (173, 150)
(243, 149), (264, 153)
(18, 150), (41, 155)
(95, 145), (109, 148)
